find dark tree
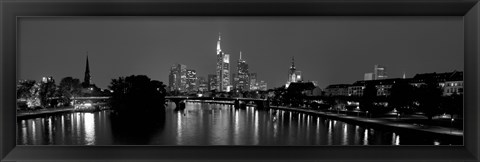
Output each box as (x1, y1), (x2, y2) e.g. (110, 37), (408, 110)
(58, 77), (82, 106)
(441, 93), (463, 120)
(109, 75), (166, 116)
(39, 81), (57, 108)
(389, 80), (415, 114)
(17, 80), (36, 99)
(360, 83), (377, 113)
(416, 79), (443, 120)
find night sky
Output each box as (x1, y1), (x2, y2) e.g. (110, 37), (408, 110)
(18, 17), (463, 89)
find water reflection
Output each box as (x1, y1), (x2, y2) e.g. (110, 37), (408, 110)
(17, 102), (460, 145)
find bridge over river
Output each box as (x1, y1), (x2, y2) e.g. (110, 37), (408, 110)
(165, 96), (270, 109)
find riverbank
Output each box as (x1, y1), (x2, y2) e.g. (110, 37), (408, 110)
(17, 107), (75, 119)
(270, 106), (463, 138)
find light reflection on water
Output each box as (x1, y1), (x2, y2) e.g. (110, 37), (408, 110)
(17, 102), (458, 145)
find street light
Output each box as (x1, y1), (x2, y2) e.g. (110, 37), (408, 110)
(366, 111), (369, 118)
(450, 118), (455, 134)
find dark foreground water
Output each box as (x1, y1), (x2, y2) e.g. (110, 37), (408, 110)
(17, 102), (459, 145)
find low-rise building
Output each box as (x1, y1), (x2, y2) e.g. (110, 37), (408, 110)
(324, 84), (350, 96)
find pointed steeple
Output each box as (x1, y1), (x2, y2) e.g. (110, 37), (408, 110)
(290, 56), (295, 70)
(403, 72), (406, 79)
(216, 33), (222, 55)
(84, 52), (91, 86)
(239, 51), (242, 60)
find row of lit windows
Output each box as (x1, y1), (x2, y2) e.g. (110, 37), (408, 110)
(446, 82), (463, 87)
(446, 88), (463, 93)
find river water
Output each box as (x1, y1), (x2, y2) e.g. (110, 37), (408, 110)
(17, 102), (458, 145)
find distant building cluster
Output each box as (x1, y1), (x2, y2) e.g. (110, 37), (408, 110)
(326, 70), (463, 97)
(168, 34), (267, 93)
(364, 64), (388, 81)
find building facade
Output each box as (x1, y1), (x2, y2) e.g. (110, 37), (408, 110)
(374, 64), (388, 80)
(236, 51), (250, 91)
(168, 64), (187, 92)
(249, 73), (257, 90)
(258, 80), (267, 91)
(197, 76), (208, 92)
(208, 74), (218, 91)
(186, 69), (197, 92)
(364, 73), (373, 81)
(325, 84), (350, 96)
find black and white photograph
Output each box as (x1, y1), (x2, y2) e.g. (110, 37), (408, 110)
(16, 17), (463, 146)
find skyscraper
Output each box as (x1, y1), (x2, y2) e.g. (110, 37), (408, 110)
(197, 76), (208, 92)
(168, 63), (187, 92)
(374, 65), (388, 80)
(249, 73), (257, 90)
(215, 33), (231, 92)
(236, 51), (250, 91)
(208, 74), (218, 91)
(186, 69), (197, 92)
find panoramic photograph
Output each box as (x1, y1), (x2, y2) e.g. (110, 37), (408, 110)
(16, 17), (463, 145)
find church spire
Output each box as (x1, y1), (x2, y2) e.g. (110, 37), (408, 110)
(84, 52), (91, 86)
(216, 33), (222, 55)
(240, 51), (242, 60)
(290, 56), (295, 70)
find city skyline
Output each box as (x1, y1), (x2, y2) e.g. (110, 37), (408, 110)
(19, 17), (463, 89)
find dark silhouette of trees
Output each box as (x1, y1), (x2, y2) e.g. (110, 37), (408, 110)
(58, 77), (82, 106)
(416, 79), (443, 120)
(389, 80), (415, 114)
(17, 80), (36, 99)
(441, 92), (463, 120)
(16, 80), (39, 109)
(109, 75), (167, 144)
(360, 83), (377, 113)
(109, 75), (166, 116)
(39, 80), (57, 108)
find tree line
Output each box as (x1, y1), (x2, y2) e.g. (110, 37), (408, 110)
(269, 79), (463, 120)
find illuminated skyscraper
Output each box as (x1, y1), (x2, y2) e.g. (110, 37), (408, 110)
(236, 51), (250, 91)
(197, 76), (208, 92)
(215, 33), (231, 92)
(249, 73), (257, 90)
(208, 74), (218, 91)
(186, 69), (197, 92)
(168, 63), (187, 92)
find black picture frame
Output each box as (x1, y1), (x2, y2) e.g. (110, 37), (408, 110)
(1, 0), (479, 161)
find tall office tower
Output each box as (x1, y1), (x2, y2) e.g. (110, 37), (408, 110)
(237, 51), (250, 91)
(249, 73), (257, 90)
(186, 69), (197, 92)
(197, 76), (208, 92)
(215, 33), (231, 92)
(168, 65), (177, 92)
(168, 64), (187, 92)
(374, 64), (388, 80)
(208, 74), (218, 91)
